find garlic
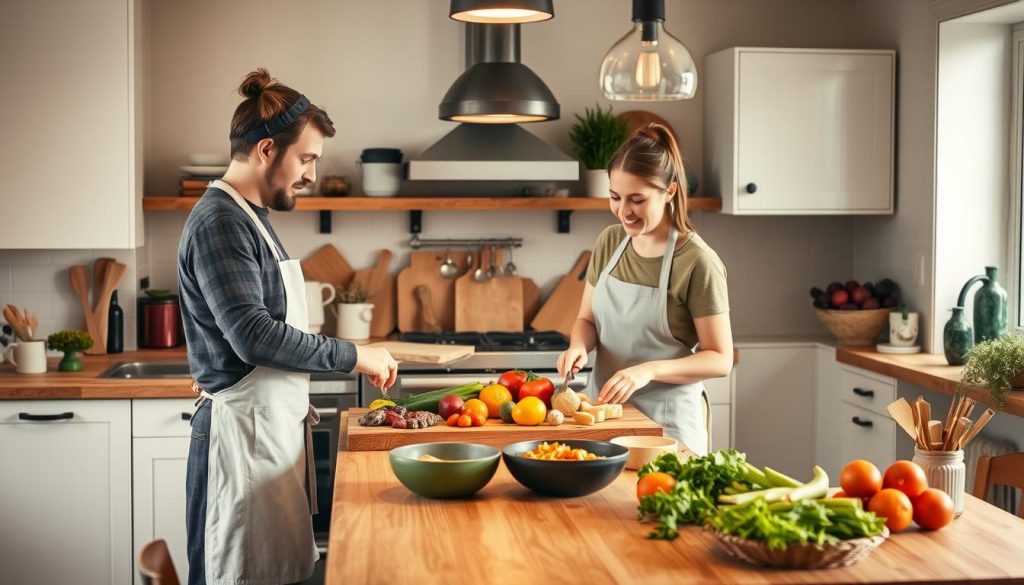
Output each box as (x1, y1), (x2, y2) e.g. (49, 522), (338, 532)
(546, 410), (564, 426)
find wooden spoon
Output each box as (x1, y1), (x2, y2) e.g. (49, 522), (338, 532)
(886, 398), (918, 442)
(92, 257), (114, 308)
(69, 266), (102, 354)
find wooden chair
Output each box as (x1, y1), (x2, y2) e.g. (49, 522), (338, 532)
(973, 452), (1024, 519)
(138, 539), (181, 585)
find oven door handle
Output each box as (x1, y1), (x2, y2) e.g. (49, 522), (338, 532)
(314, 407), (339, 418)
(398, 375), (588, 392)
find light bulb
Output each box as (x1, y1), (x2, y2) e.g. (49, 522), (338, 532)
(635, 45), (662, 89)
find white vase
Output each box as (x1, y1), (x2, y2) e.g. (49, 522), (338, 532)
(331, 303), (374, 341)
(584, 169), (610, 198)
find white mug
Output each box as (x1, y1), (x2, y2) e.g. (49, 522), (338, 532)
(331, 303), (374, 341)
(889, 312), (920, 346)
(305, 281), (336, 334)
(357, 161), (402, 197)
(4, 340), (47, 374)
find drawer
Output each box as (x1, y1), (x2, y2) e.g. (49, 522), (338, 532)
(839, 402), (896, 468)
(703, 375), (732, 405)
(132, 399), (197, 438)
(839, 366), (895, 416)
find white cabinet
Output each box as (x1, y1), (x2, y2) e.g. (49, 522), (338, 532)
(0, 0), (143, 248)
(132, 399), (194, 585)
(733, 344), (816, 478)
(839, 402), (897, 469)
(704, 374), (733, 451)
(0, 400), (132, 585)
(705, 48), (894, 215)
(814, 345), (844, 482)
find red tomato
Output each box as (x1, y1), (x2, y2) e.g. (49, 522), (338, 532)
(883, 460), (928, 499)
(840, 459), (883, 498)
(912, 488), (954, 530)
(519, 376), (556, 408)
(637, 472), (677, 501)
(497, 370), (529, 400)
(468, 410), (487, 427)
(446, 413), (460, 427)
(457, 414), (473, 428)
(868, 488), (914, 532)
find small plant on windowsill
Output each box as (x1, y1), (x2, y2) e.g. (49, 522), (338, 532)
(46, 330), (93, 372)
(960, 333), (1024, 410)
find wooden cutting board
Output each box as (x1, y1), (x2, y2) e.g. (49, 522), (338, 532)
(530, 251), (591, 336)
(301, 244), (355, 292)
(352, 250), (396, 337)
(396, 251), (471, 332)
(362, 341), (474, 364)
(455, 247), (523, 332)
(343, 404), (662, 451)
(521, 277), (541, 328)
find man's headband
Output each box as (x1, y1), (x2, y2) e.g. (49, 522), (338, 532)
(242, 94), (310, 144)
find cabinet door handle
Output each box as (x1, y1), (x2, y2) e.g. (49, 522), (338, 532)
(181, 412), (192, 421)
(851, 416), (874, 428)
(852, 387), (875, 398)
(18, 411), (74, 422)
(745, 182), (758, 194)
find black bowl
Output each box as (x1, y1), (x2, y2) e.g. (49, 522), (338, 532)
(360, 148), (403, 163)
(501, 439), (629, 498)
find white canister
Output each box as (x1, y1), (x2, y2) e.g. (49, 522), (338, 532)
(583, 169), (610, 198)
(889, 312), (920, 346)
(913, 447), (966, 517)
(357, 161), (402, 197)
(4, 340), (48, 374)
(304, 281), (336, 334)
(332, 303), (374, 341)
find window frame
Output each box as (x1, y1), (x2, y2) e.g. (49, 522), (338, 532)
(1011, 24), (1024, 332)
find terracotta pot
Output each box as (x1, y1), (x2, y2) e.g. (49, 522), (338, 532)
(1011, 372), (1024, 389)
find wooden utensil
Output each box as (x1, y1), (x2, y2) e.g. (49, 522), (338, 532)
(958, 408), (995, 449)
(301, 244), (355, 293)
(914, 397), (929, 450)
(2, 305), (31, 341)
(396, 250), (471, 332)
(93, 261), (126, 354)
(455, 247), (524, 332)
(944, 417), (969, 451)
(69, 266), (103, 353)
(521, 277), (542, 328)
(886, 398), (918, 442)
(353, 250), (396, 337)
(531, 251), (592, 336)
(414, 285), (442, 333)
(92, 257), (114, 307)
(944, 394), (962, 442)
(927, 420), (943, 445)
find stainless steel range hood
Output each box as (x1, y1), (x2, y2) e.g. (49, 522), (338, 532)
(408, 23), (579, 182)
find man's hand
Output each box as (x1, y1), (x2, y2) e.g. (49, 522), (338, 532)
(354, 346), (398, 392)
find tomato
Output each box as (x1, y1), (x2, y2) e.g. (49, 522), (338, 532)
(511, 396), (547, 426)
(868, 488), (914, 532)
(479, 384), (513, 418)
(913, 488), (954, 530)
(840, 459), (883, 498)
(519, 376), (556, 408)
(468, 410), (487, 427)
(457, 414), (473, 428)
(446, 413), (460, 427)
(462, 399), (489, 422)
(497, 370), (529, 400)
(883, 460), (928, 499)
(637, 472), (677, 501)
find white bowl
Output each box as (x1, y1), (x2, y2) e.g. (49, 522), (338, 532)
(610, 435), (679, 470)
(188, 153), (230, 166)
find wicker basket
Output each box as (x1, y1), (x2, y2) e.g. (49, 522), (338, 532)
(714, 528), (889, 570)
(814, 307), (890, 346)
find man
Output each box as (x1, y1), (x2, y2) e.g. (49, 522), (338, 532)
(178, 68), (398, 585)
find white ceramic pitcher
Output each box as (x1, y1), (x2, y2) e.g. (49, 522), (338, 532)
(330, 302), (374, 341)
(305, 281), (336, 334)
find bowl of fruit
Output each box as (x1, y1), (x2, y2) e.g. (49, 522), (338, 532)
(502, 440), (629, 497)
(811, 279), (900, 346)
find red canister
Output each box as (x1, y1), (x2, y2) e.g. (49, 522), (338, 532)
(137, 296), (183, 348)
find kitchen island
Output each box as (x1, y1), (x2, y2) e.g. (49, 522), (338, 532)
(327, 449), (1024, 584)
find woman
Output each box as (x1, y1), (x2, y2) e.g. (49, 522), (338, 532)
(557, 124), (733, 455)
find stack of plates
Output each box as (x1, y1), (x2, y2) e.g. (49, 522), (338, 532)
(180, 154), (229, 196)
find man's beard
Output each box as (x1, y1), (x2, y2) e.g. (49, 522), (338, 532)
(263, 166), (301, 211)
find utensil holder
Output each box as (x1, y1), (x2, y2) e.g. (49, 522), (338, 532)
(913, 447), (965, 517)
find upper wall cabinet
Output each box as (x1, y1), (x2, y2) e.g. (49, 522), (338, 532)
(704, 48), (894, 215)
(0, 0), (143, 249)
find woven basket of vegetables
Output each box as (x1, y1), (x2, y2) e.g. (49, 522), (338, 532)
(714, 526), (888, 570)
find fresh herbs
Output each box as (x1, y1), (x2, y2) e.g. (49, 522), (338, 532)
(961, 333), (1024, 409)
(711, 498), (886, 550)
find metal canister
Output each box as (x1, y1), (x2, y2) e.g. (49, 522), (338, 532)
(137, 295), (183, 348)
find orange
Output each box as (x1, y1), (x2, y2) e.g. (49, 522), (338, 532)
(868, 488), (914, 532)
(511, 396), (547, 426)
(462, 398), (489, 422)
(840, 459), (883, 498)
(882, 460), (928, 499)
(637, 472), (676, 501)
(479, 384), (513, 418)
(912, 488), (954, 530)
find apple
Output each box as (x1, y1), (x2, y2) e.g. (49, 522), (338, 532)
(851, 286), (871, 305)
(831, 289), (850, 307)
(844, 280), (860, 292)
(827, 281), (844, 294)
(861, 297), (881, 309)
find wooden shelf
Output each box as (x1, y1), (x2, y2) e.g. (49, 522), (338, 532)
(143, 196), (722, 212)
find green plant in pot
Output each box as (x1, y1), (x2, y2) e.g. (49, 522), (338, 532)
(569, 103), (627, 198)
(960, 333), (1024, 410)
(46, 330), (93, 372)
(330, 283), (375, 341)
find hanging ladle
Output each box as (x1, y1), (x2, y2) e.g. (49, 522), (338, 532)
(439, 248), (458, 279)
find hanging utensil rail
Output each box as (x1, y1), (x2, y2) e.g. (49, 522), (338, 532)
(408, 235), (523, 249)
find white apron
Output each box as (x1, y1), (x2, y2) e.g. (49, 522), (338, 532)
(586, 227), (712, 455)
(199, 180), (319, 584)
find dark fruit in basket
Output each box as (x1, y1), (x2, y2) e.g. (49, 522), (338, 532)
(844, 280), (860, 292)
(810, 286), (824, 299)
(840, 303), (858, 310)
(875, 279), (895, 298)
(861, 297), (881, 310)
(831, 289), (850, 307)
(816, 292), (832, 308)
(827, 281), (844, 294)
(863, 281), (874, 292)
(851, 286), (871, 304)
(438, 395), (465, 420)
(883, 296), (899, 308)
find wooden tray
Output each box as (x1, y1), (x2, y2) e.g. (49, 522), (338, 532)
(342, 404), (662, 451)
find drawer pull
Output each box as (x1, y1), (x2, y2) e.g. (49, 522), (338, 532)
(852, 387), (875, 398)
(851, 416), (874, 428)
(181, 412), (192, 421)
(18, 411), (74, 422)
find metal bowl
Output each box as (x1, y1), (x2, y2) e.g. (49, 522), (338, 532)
(388, 442), (500, 499)
(502, 439), (629, 497)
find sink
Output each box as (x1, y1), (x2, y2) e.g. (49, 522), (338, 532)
(98, 361), (192, 379)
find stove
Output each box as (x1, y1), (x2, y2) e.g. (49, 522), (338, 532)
(399, 330), (570, 353)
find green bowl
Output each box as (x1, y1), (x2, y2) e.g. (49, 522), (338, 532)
(388, 442), (501, 499)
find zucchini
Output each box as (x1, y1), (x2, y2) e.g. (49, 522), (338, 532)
(393, 382), (483, 413)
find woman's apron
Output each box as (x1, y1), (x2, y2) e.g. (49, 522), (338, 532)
(586, 227), (712, 455)
(197, 180), (319, 585)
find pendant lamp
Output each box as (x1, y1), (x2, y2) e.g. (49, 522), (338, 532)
(450, 0), (554, 24)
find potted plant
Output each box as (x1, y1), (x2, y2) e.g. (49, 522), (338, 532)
(569, 103), (628, 198)
(329, 283), (375, 341)
(960, 333), (1024, 410)
(46, 330), (93, 372)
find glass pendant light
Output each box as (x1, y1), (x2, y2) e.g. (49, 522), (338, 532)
(599, 0), (697, 101)
(450, 0), (554, 24)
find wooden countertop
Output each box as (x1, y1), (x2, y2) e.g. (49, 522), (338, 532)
(0, 349), (196, 399)
(836, 346), (1024, 418)
(327, 450), (1024, 584)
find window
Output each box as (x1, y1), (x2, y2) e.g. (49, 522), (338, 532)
(1013, 25), (1024, 330)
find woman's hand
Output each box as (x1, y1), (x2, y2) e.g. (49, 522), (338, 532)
(598, 363), (654, 404)
(557, 344), (589, 379)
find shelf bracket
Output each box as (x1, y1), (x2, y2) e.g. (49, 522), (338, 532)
(318, 211), (332, 234)
(557, 210), (573, 233)
(409, 210), (423, 234)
